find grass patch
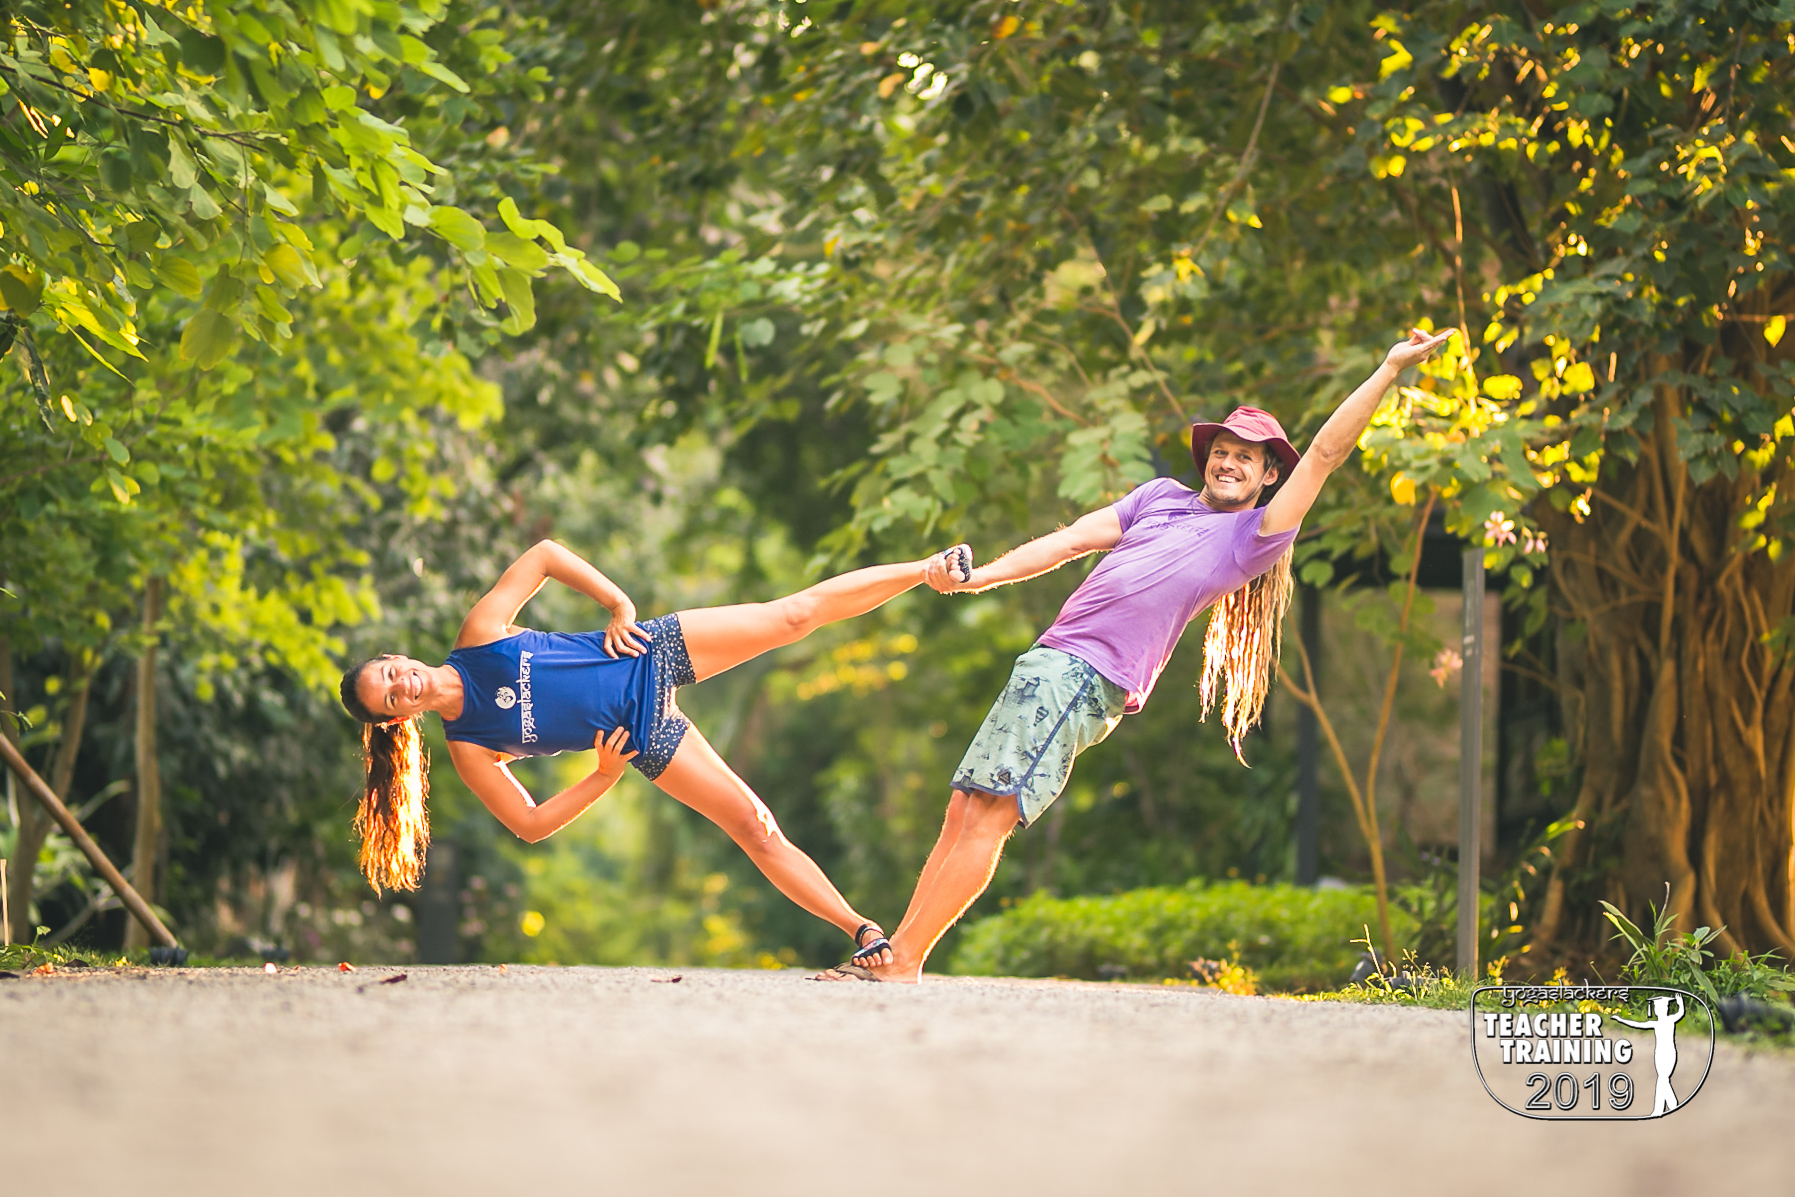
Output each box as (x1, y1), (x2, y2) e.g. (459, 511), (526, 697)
(1291, 964), (1481, 1011)
(950, 879), (1413, 992)
(0, 940), (130, 974)
(0, 938), (273, 974)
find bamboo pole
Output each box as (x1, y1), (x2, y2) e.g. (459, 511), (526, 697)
(1457, 548), (1485, 978)
(124, 579), (164, 952)
(0, 734), (177, 948)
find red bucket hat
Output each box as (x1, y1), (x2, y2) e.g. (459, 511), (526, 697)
(1189, 406), (1300, 479)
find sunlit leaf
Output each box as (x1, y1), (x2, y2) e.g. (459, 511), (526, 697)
(178, 310), (237, 369)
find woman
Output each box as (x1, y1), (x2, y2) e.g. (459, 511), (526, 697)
(338, 538), (970, 968)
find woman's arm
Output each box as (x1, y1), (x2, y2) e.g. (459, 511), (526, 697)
(447, 727), (639, 844)
(937, 508), (1122, 593)
(455, 539), (649, 656)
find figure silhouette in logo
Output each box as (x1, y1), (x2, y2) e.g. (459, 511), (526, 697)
(1614, 994), (1685, 1116)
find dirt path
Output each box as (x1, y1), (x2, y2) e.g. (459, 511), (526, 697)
(4, 966), (1789, 1194)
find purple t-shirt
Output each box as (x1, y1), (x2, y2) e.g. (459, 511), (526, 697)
(1036, 477), (1299, 712)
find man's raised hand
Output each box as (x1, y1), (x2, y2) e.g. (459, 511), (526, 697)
(1385, 326), (1458, 372)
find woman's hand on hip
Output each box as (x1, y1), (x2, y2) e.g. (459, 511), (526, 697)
(594, 726), (640, 777)
(604, 600), (651, 658)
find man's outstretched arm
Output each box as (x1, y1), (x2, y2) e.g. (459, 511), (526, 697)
(942, 508), (1123, 594)
(1260, 327), (1457, 536)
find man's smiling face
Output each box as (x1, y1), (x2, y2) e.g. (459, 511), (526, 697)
(1202, 430), (1279, 509)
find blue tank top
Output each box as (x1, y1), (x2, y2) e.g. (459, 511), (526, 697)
(441, 629), (659, 758)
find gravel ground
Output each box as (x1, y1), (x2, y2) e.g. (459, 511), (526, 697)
(3, 965), (1790, 1195)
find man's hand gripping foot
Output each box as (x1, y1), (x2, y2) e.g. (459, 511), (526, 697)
(925, 544), (975, 593)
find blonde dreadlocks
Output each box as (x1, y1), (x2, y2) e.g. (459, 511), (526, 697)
(1199, 546), (1294, 763)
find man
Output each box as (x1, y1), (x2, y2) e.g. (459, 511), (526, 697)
(819, 326), (1456, 982)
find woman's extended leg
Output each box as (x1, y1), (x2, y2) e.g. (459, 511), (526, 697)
(652, 725), (887, 956)
(677, 548), (963, 683)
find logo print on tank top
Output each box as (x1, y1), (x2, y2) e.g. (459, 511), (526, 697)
(494, 686), (517, 709)
(518, 651), (537, 744)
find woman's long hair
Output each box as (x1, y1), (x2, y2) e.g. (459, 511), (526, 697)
(1199, 546), (1294, 763)
(340, 660), (431, 893)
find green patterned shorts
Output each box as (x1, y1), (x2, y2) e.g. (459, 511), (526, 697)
(952, 646), (1128, 827)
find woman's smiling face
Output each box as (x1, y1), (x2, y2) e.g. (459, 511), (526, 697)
(357, 654), (434, 721)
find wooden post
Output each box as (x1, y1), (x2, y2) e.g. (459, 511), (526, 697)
(0, 734), (177, 948)
(1295, 585), (1321, 886)
(1457, 548), (1485, 978)
(2, 630), (10, 944)
(2, 619), (26, 947)
(124, 578), (164, 952)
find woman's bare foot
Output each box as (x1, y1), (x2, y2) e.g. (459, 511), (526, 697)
(851, 923), (893, 968)
(812, 949), (923, 984)
(925, 544), (976, 593)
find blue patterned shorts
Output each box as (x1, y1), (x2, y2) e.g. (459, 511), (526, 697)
(634, 613), (695, 781)
(952, 646), (1127, 827)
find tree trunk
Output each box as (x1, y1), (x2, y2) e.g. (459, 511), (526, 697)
(124, 579), (164, 952)
(1534, 359), (1795, 961)
(2, 625), (15, 946)
(6, 650), (93, 944)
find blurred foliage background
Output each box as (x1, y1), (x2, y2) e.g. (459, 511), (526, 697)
(5, 0), (1792, 982)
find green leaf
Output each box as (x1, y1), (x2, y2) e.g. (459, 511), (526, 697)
(469, 260), (502, 306)
(740, 317), (775, 348)
(158, 258), (203, 299)
(495, 197), (567, 254)
(485, 231), (550, 273)
(497, 195), (547, 240)
(417, 60), (470, 93)
(188, 185), (222, 221)
(366, 202), (405, 240)
(103, 468), (137, 505)
(167, 136), (198, 189)
(705, 308), (725, 369)
(428, 206), (486, 252)
(497, 268), (536, 333)
(123, 222), (160, 254)
(179, 309), (238, 369)
(0, 265), (44, 315)
(335, 109), (403, 158)
(102, 436), (129, 463)
(292, 88), (326, 124)
(100, 151), (133, 193)
(263, 244), (313, 290)
(551, 253), (621, 301)
(262, 182), (300, 217)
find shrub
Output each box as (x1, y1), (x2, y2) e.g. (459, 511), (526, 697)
(949, 880), (1415, 992)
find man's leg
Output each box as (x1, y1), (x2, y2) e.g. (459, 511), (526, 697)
(886, 789), (968, 943)
(823, 788), (1018, 983)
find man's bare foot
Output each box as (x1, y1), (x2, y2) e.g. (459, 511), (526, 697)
(812, 955), (922, 984)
